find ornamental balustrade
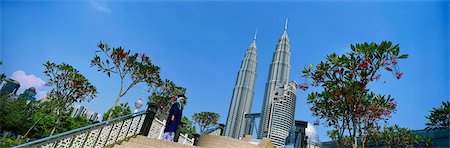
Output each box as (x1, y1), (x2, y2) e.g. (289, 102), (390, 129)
(147, 117), (194, 145)
(13, 103), (194, 148)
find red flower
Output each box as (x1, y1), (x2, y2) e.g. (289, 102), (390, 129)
(396, 71), (403, 79)
(359, 60), (369, 69)
(298, 84), (309, 91)
(119, 51), (127, 58)
(45, 73), (50, 76)
(389, 101), (397, 108)
(390, 57), (398, 65)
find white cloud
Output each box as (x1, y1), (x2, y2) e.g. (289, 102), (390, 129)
(11, 70), (47, 99)
(37, 91), (48, 99)
(90, 0), (112, 14)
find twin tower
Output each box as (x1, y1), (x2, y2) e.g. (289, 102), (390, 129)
(224, 19), (297, 147)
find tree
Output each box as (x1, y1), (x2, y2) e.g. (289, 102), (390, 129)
(102, 102), (132, 121)
(148, 79), (186, 120)
(301, 41), (407, 148)
(425, 100), (449, 130)
(0, 61), (5, 81)
(0, 93), (39, 135)
(180, 116), (196, 138)
(91, 42), (160, 120)
(27, 106), (94, 138)
(366, 124), (432, 148)
(43, 61), (97, 136)
(192, 112), (220, 133)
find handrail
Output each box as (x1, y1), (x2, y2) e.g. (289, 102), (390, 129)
(14, 110), (147, 148)
(200, 125), (220, 135)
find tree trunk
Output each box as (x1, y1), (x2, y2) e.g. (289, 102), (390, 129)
(352, 121), (358, 148)
(107, 93), (122, 120)
(23, 115), (45, 138)
(49, 110), (61, 136)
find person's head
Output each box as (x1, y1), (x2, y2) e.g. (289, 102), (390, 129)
(177, 94), (186, 105)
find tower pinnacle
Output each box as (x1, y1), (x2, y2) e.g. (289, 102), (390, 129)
(284, 17), (288, 30)
(253, 30), (258, 40)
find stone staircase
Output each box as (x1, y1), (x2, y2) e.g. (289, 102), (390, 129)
(197, 135), (273, 148)
(113, 135), (199, 148)
(112, 135), (273, 148)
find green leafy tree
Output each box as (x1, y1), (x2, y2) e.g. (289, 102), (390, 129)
(58, 114), (94, 133)
(301, 41), (407, 147)
(0, 94), (39, 135)
(102, 102), (132, 121)
(0, 93), (9, 132)
(0, 61), (5, 81)
(149, 79), (186, 120)
(91, 42), (160, 120)
(27, 102), (56, 138)
(425, 101), (449, 130)
(367, 125), (432, 148)
(192, 112), (220, 133)
(43, 61), (97, 136)
(180, 116), (196, 138)
(26, 102), (94, 138)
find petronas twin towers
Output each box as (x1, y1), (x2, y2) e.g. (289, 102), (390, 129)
(225, 19), (297, 147)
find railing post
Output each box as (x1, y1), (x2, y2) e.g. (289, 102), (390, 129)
(193, 133), (200, 146)
(157, 120), (166, 139)
(219, 124), (225, 136)
(183, 133), (187, 144)
(139, 102), (158, 136)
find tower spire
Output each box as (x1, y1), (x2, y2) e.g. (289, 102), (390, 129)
(253, 29), (258, 40)
(284, 17), (288, 30)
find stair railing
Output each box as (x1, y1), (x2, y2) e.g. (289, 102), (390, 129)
(13, 103), (161, 148)
(14, 111), (146, 148)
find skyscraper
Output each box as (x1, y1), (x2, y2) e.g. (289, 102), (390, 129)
(267, 81), (297, 147)
(225, 32), (258, 139)
(259, 19), (293, 142)
(0, 78), (20, 95)
(19, 87), (37, 100)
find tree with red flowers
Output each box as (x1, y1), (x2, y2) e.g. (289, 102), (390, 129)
(91, 42), (160, 119)
(43, 61), (97, 136)
(301, 41), (408, 148)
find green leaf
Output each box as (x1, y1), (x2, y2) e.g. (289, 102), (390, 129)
(398, 54), (408, 59)
(384, 66), (393, 72)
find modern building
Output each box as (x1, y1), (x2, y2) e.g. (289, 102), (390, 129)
(259, 19), (293, 143)
(304, 123), (321, 148)
(224, 32), (258, 139)
(284, 121), (321, 148)
(243, 113), (260, 136)
(85, 110), (100, 121)
(70, 104), (100, 121)
(267, 81), (297, 147)
(0, 78), (20, 95)
(18, 87), (37, 101)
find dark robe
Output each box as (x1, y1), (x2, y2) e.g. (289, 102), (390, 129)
(164, 102), (183, 133)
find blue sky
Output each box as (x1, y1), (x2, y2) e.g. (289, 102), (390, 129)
(1, 1), (448, 141)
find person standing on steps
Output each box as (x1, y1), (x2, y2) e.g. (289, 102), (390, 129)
(162, 94), (186, 142)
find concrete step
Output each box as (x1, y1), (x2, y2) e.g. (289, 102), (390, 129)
(197, 135), (261, 148)
(117, 141), (158, 148)
(129, 136), (196, 148)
